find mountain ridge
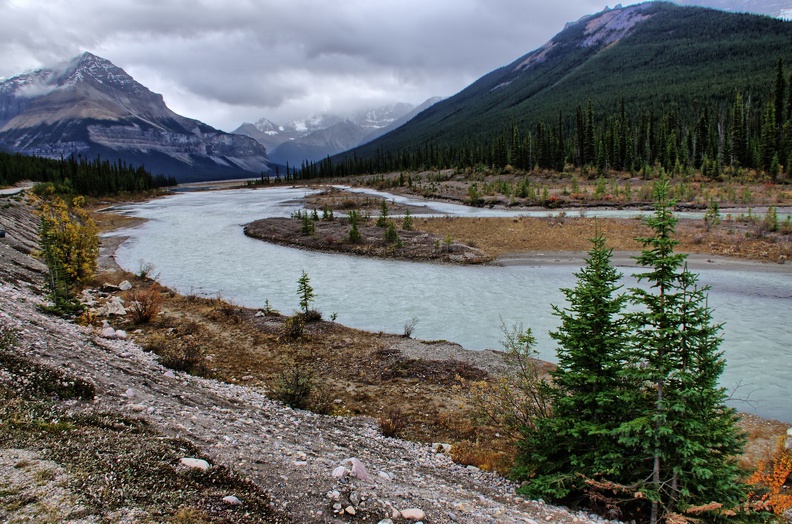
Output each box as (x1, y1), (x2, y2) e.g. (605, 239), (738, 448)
(337, 1), (792, 163)
(0, 52), (271, 182)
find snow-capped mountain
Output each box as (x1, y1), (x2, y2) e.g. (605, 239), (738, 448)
(234, 101), (441, 166)
(0, 52), (270, 182)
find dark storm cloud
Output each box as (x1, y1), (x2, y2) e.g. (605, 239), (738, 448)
(0, 0), (613, 130)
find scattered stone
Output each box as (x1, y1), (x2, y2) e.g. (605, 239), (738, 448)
(164, 370), (176, 378)
(255, 311), (265, 317)
(179, 457), (210, 471)
(345, 506), (356, 515)
(326, 490), (340, 501)
(432, 442), (452, 454)
(378, 471), (391, 482)
(129, 404), (146, 412)
(349, 491), (361, 506)
(123, 388), (136, 398)
(102, 327), (117, 339)
(223, 495), (242, 506)
(466, 465), (480, 472)
(119, 351), (133, 358)
(400, 508), (426, 520)
(343, 457), (369, 480)
(115, 329), (127, 340)
(241, 375), (254, 381)
(332, 466), (349, 479)
(377, 520), (395, 524)
(119, 280), (133, 291)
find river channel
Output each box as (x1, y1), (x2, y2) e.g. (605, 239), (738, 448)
(108, 186), (792, 423)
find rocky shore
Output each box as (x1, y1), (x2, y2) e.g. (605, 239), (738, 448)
(1, 197), (608, 522)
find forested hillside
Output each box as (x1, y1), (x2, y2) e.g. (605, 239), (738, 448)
(0, 152), (177, 196)
(301, 3), (792, 181)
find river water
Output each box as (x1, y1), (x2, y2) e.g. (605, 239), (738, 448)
(108, 186), (792, 423)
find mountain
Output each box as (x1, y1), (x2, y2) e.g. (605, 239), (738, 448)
(359, 97), (444, 145)
(235, 102), (419, 166)
(268, 120), (371, 166)
(0, 52), (271, 182)
(340, 2), (792, 161)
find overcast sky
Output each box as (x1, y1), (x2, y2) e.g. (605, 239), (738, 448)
(0, 0), (769, 132)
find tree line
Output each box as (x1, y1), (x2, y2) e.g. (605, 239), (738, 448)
(290, 59), (792, 181)
(0, 151), (177, 196)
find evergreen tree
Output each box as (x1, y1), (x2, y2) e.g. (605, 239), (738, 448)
(621, 179), (747, 523)
(296, 271), (315, 316)
(515, 231), (635, 505)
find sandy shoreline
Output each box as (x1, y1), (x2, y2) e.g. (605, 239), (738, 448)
(497, 250), (792, 273)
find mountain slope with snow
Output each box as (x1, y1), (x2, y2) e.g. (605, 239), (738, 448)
(0, 53), (270, 182)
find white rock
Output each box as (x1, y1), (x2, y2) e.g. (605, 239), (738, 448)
(786, 427), (792, 450)
(345, 506), (356, 515)
(123, 388), (136, 398)
(377, 520), (395, 524)
(400, 508), (426, 520)
(115, 329), (127, 340)
(164, 370), (176, 378)
(102, 327), (117, 339)
(343, 457), (369, 480)
(180, 457), (210, 471)
(119, 280), (133, 291)
(222, 495), (242, 506)
(332, 466), (349, 479)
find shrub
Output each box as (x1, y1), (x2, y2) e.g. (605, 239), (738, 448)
(378, 407), (407, 438)
(271, 346), (314, 410)
(127, 285), (163, 324)
(748, 436), (792, 515)
(280, 315), (304, 340)
(402, 317), (419, 338)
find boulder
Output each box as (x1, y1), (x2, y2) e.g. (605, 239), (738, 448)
(102, 327), (117, 339)
(119, 280), (133, 291)
(343, 457), (369, 480)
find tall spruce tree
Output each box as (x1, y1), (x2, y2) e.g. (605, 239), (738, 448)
(515, 230), (635, 506)
(620, 179), (747, 523)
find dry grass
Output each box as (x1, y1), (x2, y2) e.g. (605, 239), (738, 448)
(417, 215), (792, 264)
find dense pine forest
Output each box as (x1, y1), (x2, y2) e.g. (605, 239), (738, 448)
(0, 151), (177, 196)
(292, 59), (792, 182)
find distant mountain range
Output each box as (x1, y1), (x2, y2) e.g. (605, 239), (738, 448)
(0, 53), (271, 182)
(341, 1), (792, 162)
(234, 98), (442, 166)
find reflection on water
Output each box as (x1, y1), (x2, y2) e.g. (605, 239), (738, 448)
(109, 187), (792, 422)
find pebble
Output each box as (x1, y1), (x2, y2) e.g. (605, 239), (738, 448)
(332, 466), (349, 479)
(345, 506), (356, 515)
(180, 457), (210, 471)
(102, 327), (117, 339)
(164, 370), (176, 378)
(119, 280), (132, 291)
(223, 495), (242, 506)
(115, 329), (127, 340)
(123, 388), (136, 398)
(377, 520), (394, 524)
(401, 508), (426, 520)
(129, 404), (146, 412)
